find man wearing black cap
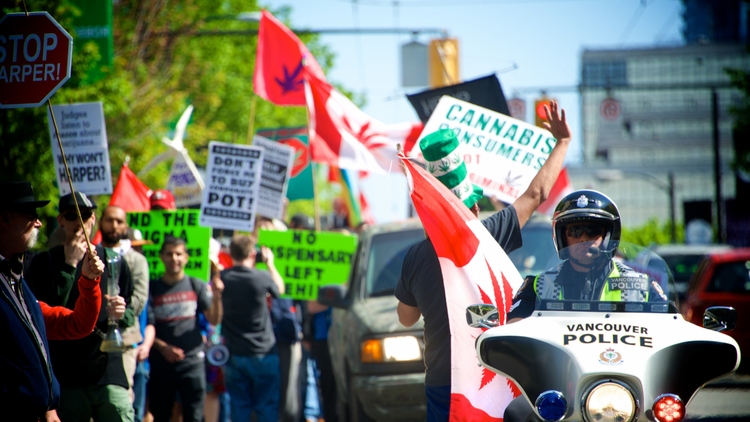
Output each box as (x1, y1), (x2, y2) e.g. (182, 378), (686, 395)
(27, 191), (136, 422)
(0, 182), (105, 421)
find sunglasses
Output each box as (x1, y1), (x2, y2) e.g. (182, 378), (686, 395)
(566, 224), (605, 238)
(62, 212), (93, 221)
(19, 210), (40, 222)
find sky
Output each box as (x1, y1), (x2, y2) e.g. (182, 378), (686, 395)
(262, 0), (685, 223)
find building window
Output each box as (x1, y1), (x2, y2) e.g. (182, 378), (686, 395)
(582, 61), (628, 88)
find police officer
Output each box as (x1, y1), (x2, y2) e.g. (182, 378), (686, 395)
(508, 189), (654, 322)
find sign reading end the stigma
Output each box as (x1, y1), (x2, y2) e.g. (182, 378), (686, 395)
(411, 96), (557, 204)
(127, 210), (211, 282)
(258, 229), (358, 300)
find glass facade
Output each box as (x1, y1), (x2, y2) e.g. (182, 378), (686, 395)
(576, 44), (750, 228)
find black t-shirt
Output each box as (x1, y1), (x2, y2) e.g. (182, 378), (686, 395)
(148, 276), (211, 370)
(394, 206), (522, 386)
(220, 266), (279, 356)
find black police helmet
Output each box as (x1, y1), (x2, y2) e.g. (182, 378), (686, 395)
(551, 189), (621, 259)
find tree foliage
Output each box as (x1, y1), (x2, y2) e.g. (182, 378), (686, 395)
(621, 219), (684, 247)
(1, 0), (345, 238)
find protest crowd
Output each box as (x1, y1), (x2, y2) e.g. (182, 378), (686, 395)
(1, 6), (582, 422)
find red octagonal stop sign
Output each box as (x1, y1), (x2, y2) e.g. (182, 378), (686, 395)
(0, 12), (73, 109)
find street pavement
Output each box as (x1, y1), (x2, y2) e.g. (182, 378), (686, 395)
(685, 373), (750, 421)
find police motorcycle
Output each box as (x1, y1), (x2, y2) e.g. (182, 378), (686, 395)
(466, 242), (741, 422)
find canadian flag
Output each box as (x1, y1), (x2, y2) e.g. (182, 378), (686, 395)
(253, 10), (326, 106)
(305, 68), (422, 173)
(400, 155), (524, 421)
(536, 167), (573, 216)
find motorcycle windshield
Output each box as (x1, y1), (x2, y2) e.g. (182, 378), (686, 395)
(533, 242), (679, 314)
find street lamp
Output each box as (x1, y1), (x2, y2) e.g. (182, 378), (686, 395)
(595, 169), (677, 243)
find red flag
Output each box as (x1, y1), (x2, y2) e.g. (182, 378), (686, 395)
(359, 191), (376, 226)
(399, 155), (524, 421)
(253, 10), (325, 106)
(305, 69), (422, 173)
(536, 167), (573, 216)
(110, 162), (152, 212)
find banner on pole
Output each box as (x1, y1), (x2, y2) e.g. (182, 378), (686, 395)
(258, 229), (358, 300)
(253, 136), (295, 220)
(127, 210), (211, 282)
(200, 141), (263, 232)
(409, 96), (557, 204)
(47, 101), (113, 196)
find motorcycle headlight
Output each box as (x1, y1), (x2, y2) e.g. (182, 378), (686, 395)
(583, 381), (637, 422)
(361, 336), (421, 363)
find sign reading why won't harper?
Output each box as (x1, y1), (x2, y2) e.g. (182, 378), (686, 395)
(411, 96), (557, 204)
(200, 141), (264, 232)
(258, 229), (358, 300)
(47, 102), (113, 196)
(127, 210), (211, 282)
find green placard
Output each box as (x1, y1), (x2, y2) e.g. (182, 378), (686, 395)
(258, 229), (358, 300)
(127, 210), (211, 283)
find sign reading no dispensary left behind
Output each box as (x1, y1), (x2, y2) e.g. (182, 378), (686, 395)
(128, 210), (211, 282)
(258, 229), (358, 300)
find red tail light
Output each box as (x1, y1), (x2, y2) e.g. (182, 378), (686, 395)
(653, 394), (684, 422)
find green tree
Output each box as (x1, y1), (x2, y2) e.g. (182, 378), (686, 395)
(1, 0), (349, 239)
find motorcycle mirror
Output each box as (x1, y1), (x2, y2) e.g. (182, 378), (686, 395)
(703, 306), (737, 332)
(466, 304), (499, 329)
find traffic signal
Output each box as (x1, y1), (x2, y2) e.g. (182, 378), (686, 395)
(534, 98), (553, 128)
(428, 38), (459, 88)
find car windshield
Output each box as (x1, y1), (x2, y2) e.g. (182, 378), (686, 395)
(508, 223), (556, 278)
(705, 260), (750, 294)
(366, 228), (425, 297)
(534, 242), (678, 314)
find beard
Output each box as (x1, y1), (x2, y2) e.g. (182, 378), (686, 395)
(26, 227), (39, 249)
(101, 230), (125, 245)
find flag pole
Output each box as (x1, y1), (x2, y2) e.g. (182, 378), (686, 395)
(247, 93), (258, 145)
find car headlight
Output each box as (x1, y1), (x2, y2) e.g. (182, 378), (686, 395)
(361, 336), (422, 363)
(583, 381), (637, 422)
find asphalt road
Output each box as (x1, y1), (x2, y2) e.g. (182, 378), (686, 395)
(684, 373), (750, 421)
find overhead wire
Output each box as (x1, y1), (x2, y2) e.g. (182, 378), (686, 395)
(618, 0), (649, 45)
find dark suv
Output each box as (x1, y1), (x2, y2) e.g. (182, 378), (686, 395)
(318, 213), (554, 421)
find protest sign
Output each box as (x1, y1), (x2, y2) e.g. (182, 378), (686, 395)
(201, 141), (263, 232)
(256, 127), (314, 200)
(47, 102), (113, 196)
(168, 150), (205, 207)
(127, 210), (211, 282)
(406, 74), (510, 123)
(258, 229), (358, 300)
(252, 136), (295, 219)
(409, 96), (557, 204)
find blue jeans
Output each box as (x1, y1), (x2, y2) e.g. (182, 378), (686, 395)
(425, 385), (451, 422)
(133, 360), (149, 422)
(302, 354), (321, 421)
(224, 353), (281, 422)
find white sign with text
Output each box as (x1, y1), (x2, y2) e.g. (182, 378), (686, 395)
(253, 136), (295, 220)
(200, 142), (263, 232)
(47, 102), (113, 196)
(410, 96), (557, 204)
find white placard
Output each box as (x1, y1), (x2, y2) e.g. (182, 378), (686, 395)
(167, 150), (205, 207)
(253, 136), (295, 220)
(47, 102), (113, 196)
(200, 142), (263, 232)
(409, 96), (557, 204)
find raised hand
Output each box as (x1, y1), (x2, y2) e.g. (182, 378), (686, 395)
(542, 100), (572, 143)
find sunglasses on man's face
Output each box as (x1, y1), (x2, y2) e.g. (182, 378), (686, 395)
(19, 210), (39, 222)
(566, 224), (605, 238)
(62, 212), (92, 221)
